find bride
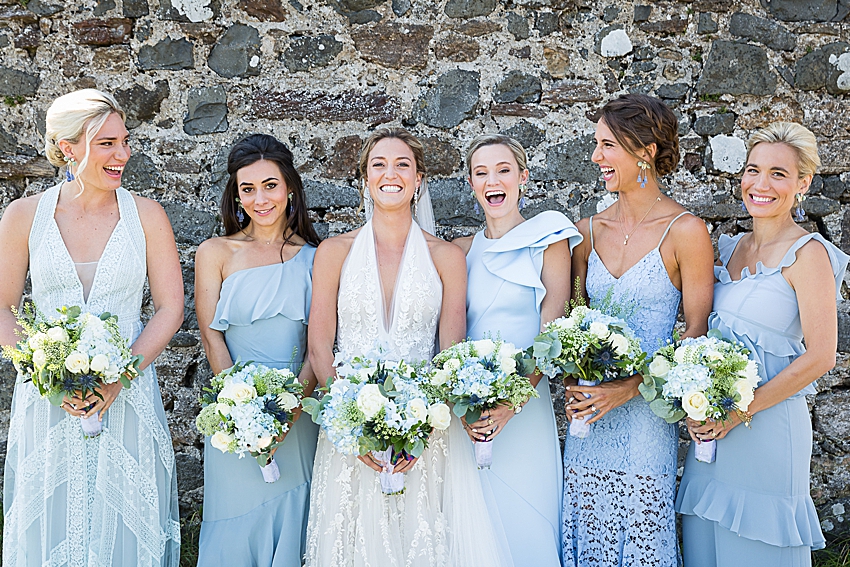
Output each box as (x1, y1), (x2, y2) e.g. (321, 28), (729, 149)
(304, 128), (511, 567)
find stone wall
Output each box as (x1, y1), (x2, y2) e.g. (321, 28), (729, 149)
(1, 0), (849, 541)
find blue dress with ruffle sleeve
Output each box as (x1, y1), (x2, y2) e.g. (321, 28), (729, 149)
(197, 245), (320, 567)
(677, 232), (849, 567)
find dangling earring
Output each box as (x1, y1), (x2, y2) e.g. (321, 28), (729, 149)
(636, 160), (650, 189)
(413, 185), (421, 219)
(519, 183), (527, 210)
(794, 193), (806, 222)
(287, 192), (293, 215)
(472, 192), (480, 215)
(741, 201), (748, 213)
(63, 155), (77, 182)
(235, 198), (245, 223)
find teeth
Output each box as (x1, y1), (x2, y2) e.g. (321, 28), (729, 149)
(600, 167), (614, 174)
(381, 185), (403, 193)
(751, 195), (773, 203)
(104, 166), (124, 171)
(484, 191), (505, 197)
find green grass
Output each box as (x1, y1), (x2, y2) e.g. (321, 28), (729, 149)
(815, 537), (850, 567)
(180, 509), (202, 567)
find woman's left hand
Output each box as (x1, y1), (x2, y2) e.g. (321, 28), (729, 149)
(467, 404), (516, 442)
(565, 375), (640, 425)
(82, 381), (125, 420)
(687, 414), (741, 441)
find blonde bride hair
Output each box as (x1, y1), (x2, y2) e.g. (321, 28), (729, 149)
(44, 89), (126, 196)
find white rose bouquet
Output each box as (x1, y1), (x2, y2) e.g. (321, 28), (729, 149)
(302, 350), (451, 495)
(196, 361), (304, 482)
(430, 338), (538, 468)
(2, 304), (142, 438)
(639, 331), (759, 463)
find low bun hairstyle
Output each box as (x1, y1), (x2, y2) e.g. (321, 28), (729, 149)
(221, 134), (320, 247)
(599, 94), (680, 178)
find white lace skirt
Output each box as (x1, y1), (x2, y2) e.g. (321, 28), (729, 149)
(305, 419), (513, 567)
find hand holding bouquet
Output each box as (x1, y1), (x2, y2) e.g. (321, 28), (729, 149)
(196, 361), (304, 482)
(639, 330), (759, 463)
(431, 338), (538, 468)
(2, 304), (142, 437)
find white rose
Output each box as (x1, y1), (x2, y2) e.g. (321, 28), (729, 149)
(105, 363), (120, 377)
(682, 391), (709, 421)
(220, 381), (257, 403)
(357, 368), (374, 382)
(705, 349), (723, 362)
(740, 360), (760, 388)
(277, 392), (300, 412)
(648, 356), (671, 378)
(500, 356), (517, 375)
(47, 327), (69, 343)
(673, 346), (688, 364)
(444, 358), (461, 371)
(589, 322), (610, 340)
(257, 436), (273, 449)
(430, 369), (451, 386)
(32, 349), (47, 369)
(356, 384), (387, 419)
(734, 380), (755, 411)
(89, 354), (110, 373)
(608, 333), (630, 356)
(215, 403), (231, 417)
(64, 351), (90, 374)
(427, 403), (451, 430)
(28, 332), (48, 351)
(406, 398), (428, 422)
(499, 343), (519, 358)
(210, 431), (234, 452)
(561, 316), (576, 329)
(475, 339), (495, 357)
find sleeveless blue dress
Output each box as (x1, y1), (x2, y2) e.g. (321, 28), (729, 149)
(562, 213), (690, 567)
(466, 211), (582, 567)
(197, 245), (320, 567)
(676, 232), (848, 567)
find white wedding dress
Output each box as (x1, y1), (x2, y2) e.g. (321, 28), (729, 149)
(3, 185), (180, 567)
(305, 219), (512, 567)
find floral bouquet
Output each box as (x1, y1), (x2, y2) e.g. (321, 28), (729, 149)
(639, 330), (759, 463)
(431, 338), (538, 469)
(302, 351), (452, 494)
(528, 304), (645, 438)
(196, 361), (304, 482)
(2, 304), (142, 437)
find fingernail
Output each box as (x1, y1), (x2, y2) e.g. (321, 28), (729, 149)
(471, 428), (477, 432)
(565, 386), (571, 390)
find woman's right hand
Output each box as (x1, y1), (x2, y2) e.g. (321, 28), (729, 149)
(60, 392), (92, 417)
(562, 377), (588, 423)
(357, 453), (419, 474)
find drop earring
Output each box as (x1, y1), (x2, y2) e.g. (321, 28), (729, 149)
(793, 193), (806, 222)
(472, 192), (480, 215)
(63, 155), (77, 182)
(741, 201), (748, 213)
(519, 184), (527, 210)
(287, 192), (293, 215)
(636, 160), (650, 189)
(235, 198), (245, 223)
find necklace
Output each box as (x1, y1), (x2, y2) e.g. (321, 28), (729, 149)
(617, 194), (661, 245)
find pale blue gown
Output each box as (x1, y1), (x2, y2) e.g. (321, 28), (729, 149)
(562, 213), (691, 567)
(676, 232), (848, 567)
(466, 211), (582, 567)
(197, 245), (320, 567)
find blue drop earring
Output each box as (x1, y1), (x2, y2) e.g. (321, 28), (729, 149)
(636, 160), (650, 189)
(793, 193), (806, 222)
(472, 192), (480, 215)
(235, 198), (245, 223)
(741, 201), (748, 213)
(519, 184), (527, 210)
(63, 155), (77, 182)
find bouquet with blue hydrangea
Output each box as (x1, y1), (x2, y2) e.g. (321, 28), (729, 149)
(2, 304), (142, 438)
(302, 350), (452, 494)
(196, 361), (304, 482)
(639, 330), (759, 463)
(430, 338), (538, 468)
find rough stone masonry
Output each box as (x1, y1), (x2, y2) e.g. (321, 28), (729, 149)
(0, 0), (849, 541)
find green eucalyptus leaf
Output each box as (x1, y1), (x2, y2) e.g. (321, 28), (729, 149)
(256, 453), (270, 466)
(411, 438), (425, 458)
(707, 328), (723, 340)
(453, 402), (468, 418)
(637, 381), (657, 402)
(466, 407), (481, 424)
(48, 389), (66, 406)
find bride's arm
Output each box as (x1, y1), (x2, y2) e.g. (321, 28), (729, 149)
(431, 240), (467, 348)
(0, 198), (36, 348)
(307, 237), (349, 388)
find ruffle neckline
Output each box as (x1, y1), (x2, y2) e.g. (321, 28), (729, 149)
(709, 310), (804, 360)
(677, 474), (825, 549)
(210, 245), (315, 331)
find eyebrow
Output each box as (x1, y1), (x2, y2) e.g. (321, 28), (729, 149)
(745, 163), (790, 174)
(96, 135), (130, 141)
(239, 177), (279, 187)
(370, 156), (411, 162)
(473, 161), (513, 168)
(596, 137), (617, 144)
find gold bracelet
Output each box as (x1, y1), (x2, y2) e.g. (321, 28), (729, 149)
(735, 409), (753, 428)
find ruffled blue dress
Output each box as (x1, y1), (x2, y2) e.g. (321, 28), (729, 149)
(466, 211), (582, 567)
(677, 232), (848, 567)
(197, 245), (320, 567)
(563, 213), (691, 567)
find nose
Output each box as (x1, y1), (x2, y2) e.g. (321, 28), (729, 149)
(486, 170), (500, 186)
(254, 187), (270, 204)
(591, 145), (602, 163)
(115, 142), (130, 162)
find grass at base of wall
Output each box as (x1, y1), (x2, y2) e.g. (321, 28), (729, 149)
(815, 537), (850, 567)
(180, 509), (202, 567)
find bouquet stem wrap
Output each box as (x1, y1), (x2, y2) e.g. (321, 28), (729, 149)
(80, 413), (102, 438)
(695, 439), (716, 463)
(373, 448), (405, 495)
(260, 460), (280, 483)
(569, 379), (596, 438)
(474, 440), (493, 469)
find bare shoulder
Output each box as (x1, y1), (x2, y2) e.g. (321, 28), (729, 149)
(315, 227), (359, 262)
(451, 234), (474, 255)
(426, 234), (466, 266)
(791, 235), (832, 270)
(195, 235), (233, 265)
(1, 193), (42, 225)
(668, 210), (709, 238)
(131, 194), (170, 226)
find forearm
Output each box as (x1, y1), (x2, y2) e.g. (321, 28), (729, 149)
(200, 331), (233, 376)
(0, 309), (22, 348)
(298, 359), (318, 398)
(308, 344), (336, 388)
(130, 305), (183, 371)
(748, 351), (835, 416)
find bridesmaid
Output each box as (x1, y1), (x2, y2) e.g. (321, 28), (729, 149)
(453, 134), (582, 566)
(195, 134), (321, 566)
(563, 94), (715, 567)
(677, 122), (847, 566)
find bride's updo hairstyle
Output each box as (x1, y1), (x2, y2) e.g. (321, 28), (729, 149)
(747, 122), (820, 179)
(221, 133), (320, 246)
(357, 127), (427, 208)
(44, 89), (126, 195)
(464, 134), (529, 200)
(598, 93), (680, 179)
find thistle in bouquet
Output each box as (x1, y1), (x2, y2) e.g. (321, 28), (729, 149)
(639, 330), (759, 463)
(526, 288), (645, 438)
(431, 338), (538, 469)
(303, 351), (452, 494)
(196, 361), (304, 482)
(2, 304), (143, 438)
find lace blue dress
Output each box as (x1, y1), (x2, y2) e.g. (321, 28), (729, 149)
(466, 211), (582, 567)
(562, 213), (690, 567)
(676, 233), (848, 567)
(197, 245), (320, 567)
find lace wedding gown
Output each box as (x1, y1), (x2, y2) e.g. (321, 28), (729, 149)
(305, 219), (512, 567)
(3, 185), (180, 567)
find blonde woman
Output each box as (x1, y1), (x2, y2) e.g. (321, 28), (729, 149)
(0, 89), (182, 566)
(677, 122), (848, 566)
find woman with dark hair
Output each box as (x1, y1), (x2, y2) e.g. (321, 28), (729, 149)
(562, 94), (715, 567)
(195, 133), (321, 566)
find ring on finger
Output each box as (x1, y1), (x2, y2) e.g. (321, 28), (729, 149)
(487, 418), (494, 425)
(591, 404), (597, 412)
(568, 396), (577, 404)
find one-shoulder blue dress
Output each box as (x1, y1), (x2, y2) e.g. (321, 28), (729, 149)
(197, 245), (320, 567)
(466, 211), (582, 567)
(677, 232), (848, 567)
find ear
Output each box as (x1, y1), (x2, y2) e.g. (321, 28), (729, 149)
(57, 139), (74, 158)
(798, 174), (813, 195)
(519, 169), (530, 185)
(415, 171), (423, 189)
(641, 143), (657, 162)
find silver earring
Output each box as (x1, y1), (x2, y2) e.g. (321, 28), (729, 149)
(519, 184), (527, 210)
(63, 155), (77, 182)
(793, 193), (806, 222)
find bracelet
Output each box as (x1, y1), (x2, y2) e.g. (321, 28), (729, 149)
(735, 409), (753, 428)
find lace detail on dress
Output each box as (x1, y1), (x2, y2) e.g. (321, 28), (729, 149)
(3, 185), (179, 567)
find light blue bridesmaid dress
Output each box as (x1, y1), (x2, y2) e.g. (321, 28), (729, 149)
(197, 245), (320, 567)
(562, 213), (691, 567)
(676, 232), (848, 567)
(466, 211), (582, 567)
